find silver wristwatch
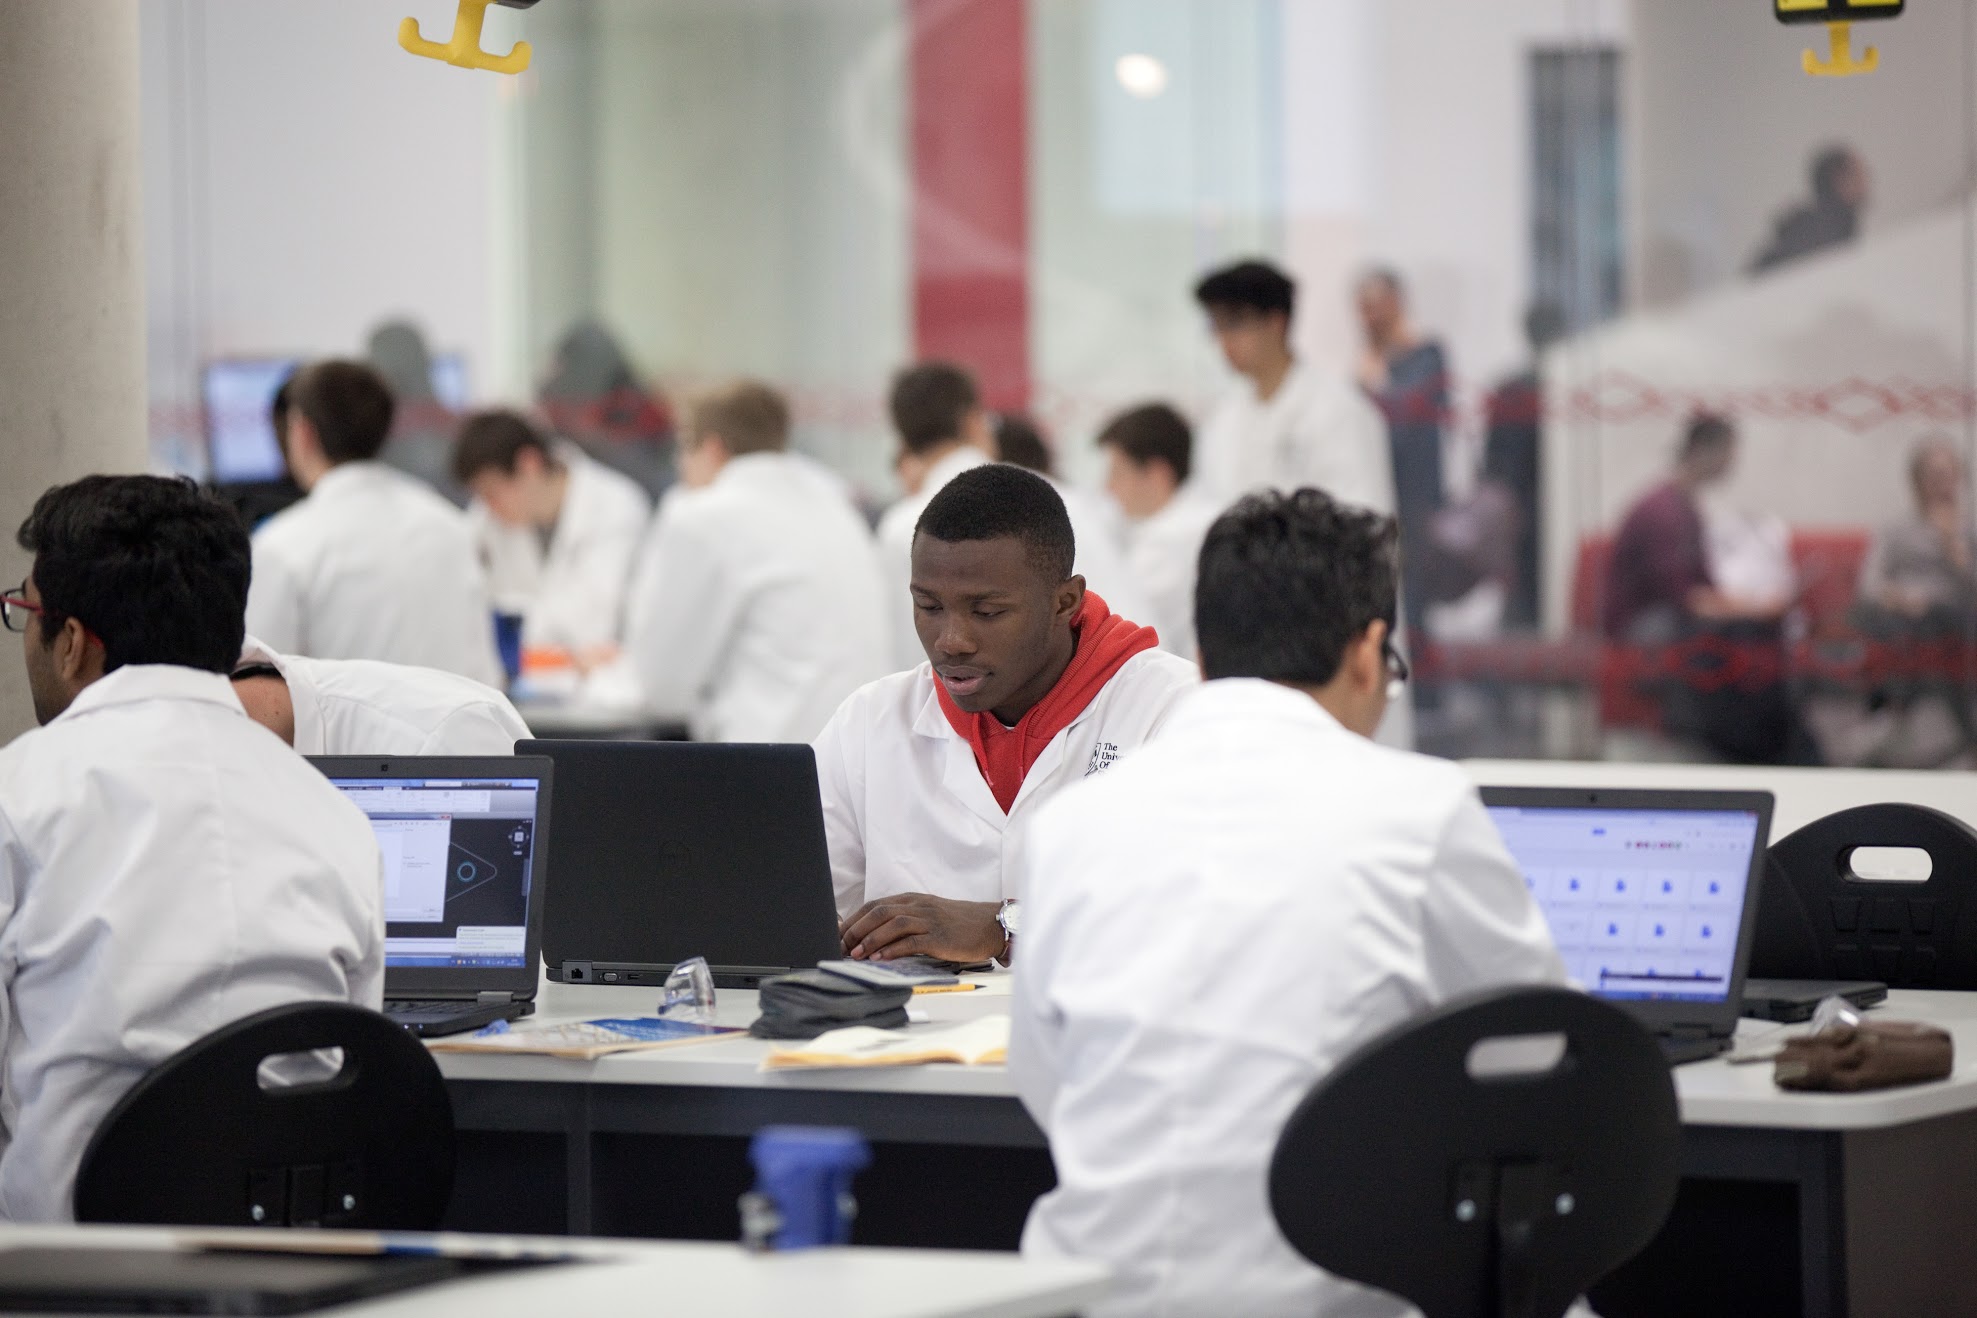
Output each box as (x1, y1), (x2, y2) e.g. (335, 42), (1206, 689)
(996, 899), (1022, 965)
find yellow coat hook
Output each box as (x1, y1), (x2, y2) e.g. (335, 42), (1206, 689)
(400, 0), (532, 75)
(1803, 21), (1878, 76)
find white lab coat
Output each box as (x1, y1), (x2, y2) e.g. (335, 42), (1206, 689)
(240, 637), (530, 757)
(813, 649), (1198, 917)
(0, 666), (385, 1222)
(1197, 359), (1395, 515)
(625, 451), (891, 743)
(1121, 490), (1223, 661)
(1009, 679), (1568, 1317)
(247, 461), (504, 687)
(469, 449), (653, 653)
(876, 446), (992, 671)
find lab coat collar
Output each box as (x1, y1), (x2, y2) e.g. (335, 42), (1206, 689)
(908, 664), (1110, 825)
(238, 636), (326, 755)
(307, 460), (396, 501)
(55, 664), (249, 726)
(1164, 677), (1347, 739)
(710, 450), (794, 490)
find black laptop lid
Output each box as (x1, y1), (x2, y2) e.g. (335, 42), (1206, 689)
(1480, 786), (1775, 1039)
(518, 739), (844, 983)
(309, 756), (553, 1002)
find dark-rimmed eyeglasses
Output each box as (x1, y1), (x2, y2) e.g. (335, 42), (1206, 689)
(1383, 635), (1410, 697)
(0, 581), (40, 635)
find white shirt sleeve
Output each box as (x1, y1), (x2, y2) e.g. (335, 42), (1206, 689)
(0, 806), (23, 1173)
(811, 705), (867, 918)
(1420, 791), (1570, 1000)
(624, 505), (737, 724)
(244, 542), (305, 656)
(417, 699), (530, 756)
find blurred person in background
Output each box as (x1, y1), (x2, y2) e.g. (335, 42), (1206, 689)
(990, 410), (1149, 635)
(625, 381), (888, 742)
(1482, 302), (1565, 629)
(246, 360), (503, 686)
(454, 409), (652, 666)
(1355, 267), (1450, 628)
(538, 320), (677, 498)
(995, 413), (1055, 476)
(1606, 413), (1819, 765)
(1751, 144), (1870, 275)
(367, 320), (465, 506)
(1194, 260), (1393, 518)
(1097, 403), (1219, 661)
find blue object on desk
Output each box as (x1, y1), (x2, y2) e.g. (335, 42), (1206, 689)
(742, 1126), (871, 1250)
(493, 612), (524, 683)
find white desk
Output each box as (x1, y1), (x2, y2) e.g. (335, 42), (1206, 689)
(441, 982), (1977, 1318)
(0, 1225), (1107, 1318)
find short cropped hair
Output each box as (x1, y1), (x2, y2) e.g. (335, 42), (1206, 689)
(995, 414), (1054, 476)
(452, 409), (553, 484)
(1196, 488), (1399, 686)
(1193, 260), (1295, 318)
(915, 463), (1076, 581)
(17, 475), (250, 675)
(890, 362), (980, 456)
(1358, 265), (1405, 299)
(288, 360), (396, 464)
(1097, 403), (1192, 486)
(1681, 412), (1736, 460)
(692, 380), (790, 457)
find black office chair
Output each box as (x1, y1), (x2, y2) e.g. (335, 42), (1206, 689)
(74, 1002), (454, 1230)
(1269, 986), (1681, 1318)
(1749, 802), (1977, 987)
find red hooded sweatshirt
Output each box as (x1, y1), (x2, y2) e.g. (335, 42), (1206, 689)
(934, 592), (1159, 814)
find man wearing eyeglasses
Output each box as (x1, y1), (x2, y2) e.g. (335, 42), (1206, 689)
(1009, 488), (1564, 1317)
(0, 476), (383, 1221)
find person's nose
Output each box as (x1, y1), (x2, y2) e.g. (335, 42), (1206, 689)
(934, 612), (979, 661)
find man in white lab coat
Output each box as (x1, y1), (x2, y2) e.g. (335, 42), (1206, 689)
(1010, 487), (1567, 1317)
(820, 464), (1197, 965)
(454, 409), (652, 660)
(1095, 402), (1222, 661)
(624, 381), (889, 743)
(231, 636), (530, 756)
(0, 476), (384, 1221)
(246, 360), (503, 686)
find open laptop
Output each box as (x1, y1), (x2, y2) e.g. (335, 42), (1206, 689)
(1481, 786), (1774, 1065)
(311, 756), (554, 1037)
(516, 740), (844, 990)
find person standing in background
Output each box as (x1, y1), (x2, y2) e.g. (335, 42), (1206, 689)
(625, 381), (888, 743)
(246, 361), (504, 687)
(367, 320), (466, 507)
(1481, 302), (1564, 630)
(1751, 144), (1870, 275)
(1193, 260), (1393, 517)
(1097, 403), (1220, 661)
(453, 409), (652, 665)
(1355, 267), (1450, 628)
(990, 410), (1151, 633)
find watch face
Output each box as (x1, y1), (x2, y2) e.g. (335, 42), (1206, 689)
(999, 901), (1023, 935)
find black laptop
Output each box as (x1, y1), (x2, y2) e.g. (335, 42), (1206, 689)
(311, 756), (553, 1037)
(1482, 786), (1775, 1065)
(517, 740), (845, 989)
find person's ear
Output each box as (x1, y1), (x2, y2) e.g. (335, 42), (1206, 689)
(54, 617), (101, 685)
(964, 407), (996, 451)
(1349, 619), (1388, 696)
(1055, 574), (1087, 625)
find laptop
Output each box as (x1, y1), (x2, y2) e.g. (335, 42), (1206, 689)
(1481, 786), (1775, 1065)
(516, 740), (844, 990)
(311, 756), (554, 1037)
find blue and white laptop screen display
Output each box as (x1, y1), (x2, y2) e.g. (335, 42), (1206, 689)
(1486, 806), (1763, 1003)
(331, 776), (540, 969)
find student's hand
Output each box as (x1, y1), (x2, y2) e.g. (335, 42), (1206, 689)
(840, 895), (1005, 963)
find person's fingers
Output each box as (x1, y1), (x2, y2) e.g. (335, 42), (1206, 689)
(869, 932), (938, 962)
(840, 902), (902, 950)
(854, 914), (929, 960)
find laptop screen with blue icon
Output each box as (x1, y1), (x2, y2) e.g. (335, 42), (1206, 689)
(1486, 804), (1764, 1003)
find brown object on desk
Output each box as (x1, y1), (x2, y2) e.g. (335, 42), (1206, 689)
(1774, 1020), (1953, 1092)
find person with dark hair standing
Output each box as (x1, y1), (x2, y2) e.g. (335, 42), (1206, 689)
(454, 408), (652, 660)
(1008, 488), (1565, 1316)
(1192, 260), (1392, 515)
(818, 464), (1195, 965)
(1097, 402), (1219, 660)
(1751, 144), (1870, 274)
(625, 381), (888, 743)
(246, 359), (502, 686)
(1356, 267), (1451, 625)
(0, 476), (384, 1221)
(1481, 302), (1565, 629)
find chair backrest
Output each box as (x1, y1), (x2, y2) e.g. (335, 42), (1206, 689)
(1750, 802), (1977, 986)
(74, 1002), (454, 1230)
(1268, 986), (1680, 1318)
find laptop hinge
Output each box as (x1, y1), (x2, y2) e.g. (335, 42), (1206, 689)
(477, 991), (512, 1006)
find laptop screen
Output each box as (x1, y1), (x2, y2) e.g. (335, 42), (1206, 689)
(1486, 804), (1764, 1004)
(202, 354), (471, 486)
(329, 775), (543, 970)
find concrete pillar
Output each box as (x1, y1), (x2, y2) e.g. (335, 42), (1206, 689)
(0, 1), (148, 741)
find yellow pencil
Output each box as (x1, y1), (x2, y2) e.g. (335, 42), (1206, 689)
(912, 983), (983, 995)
